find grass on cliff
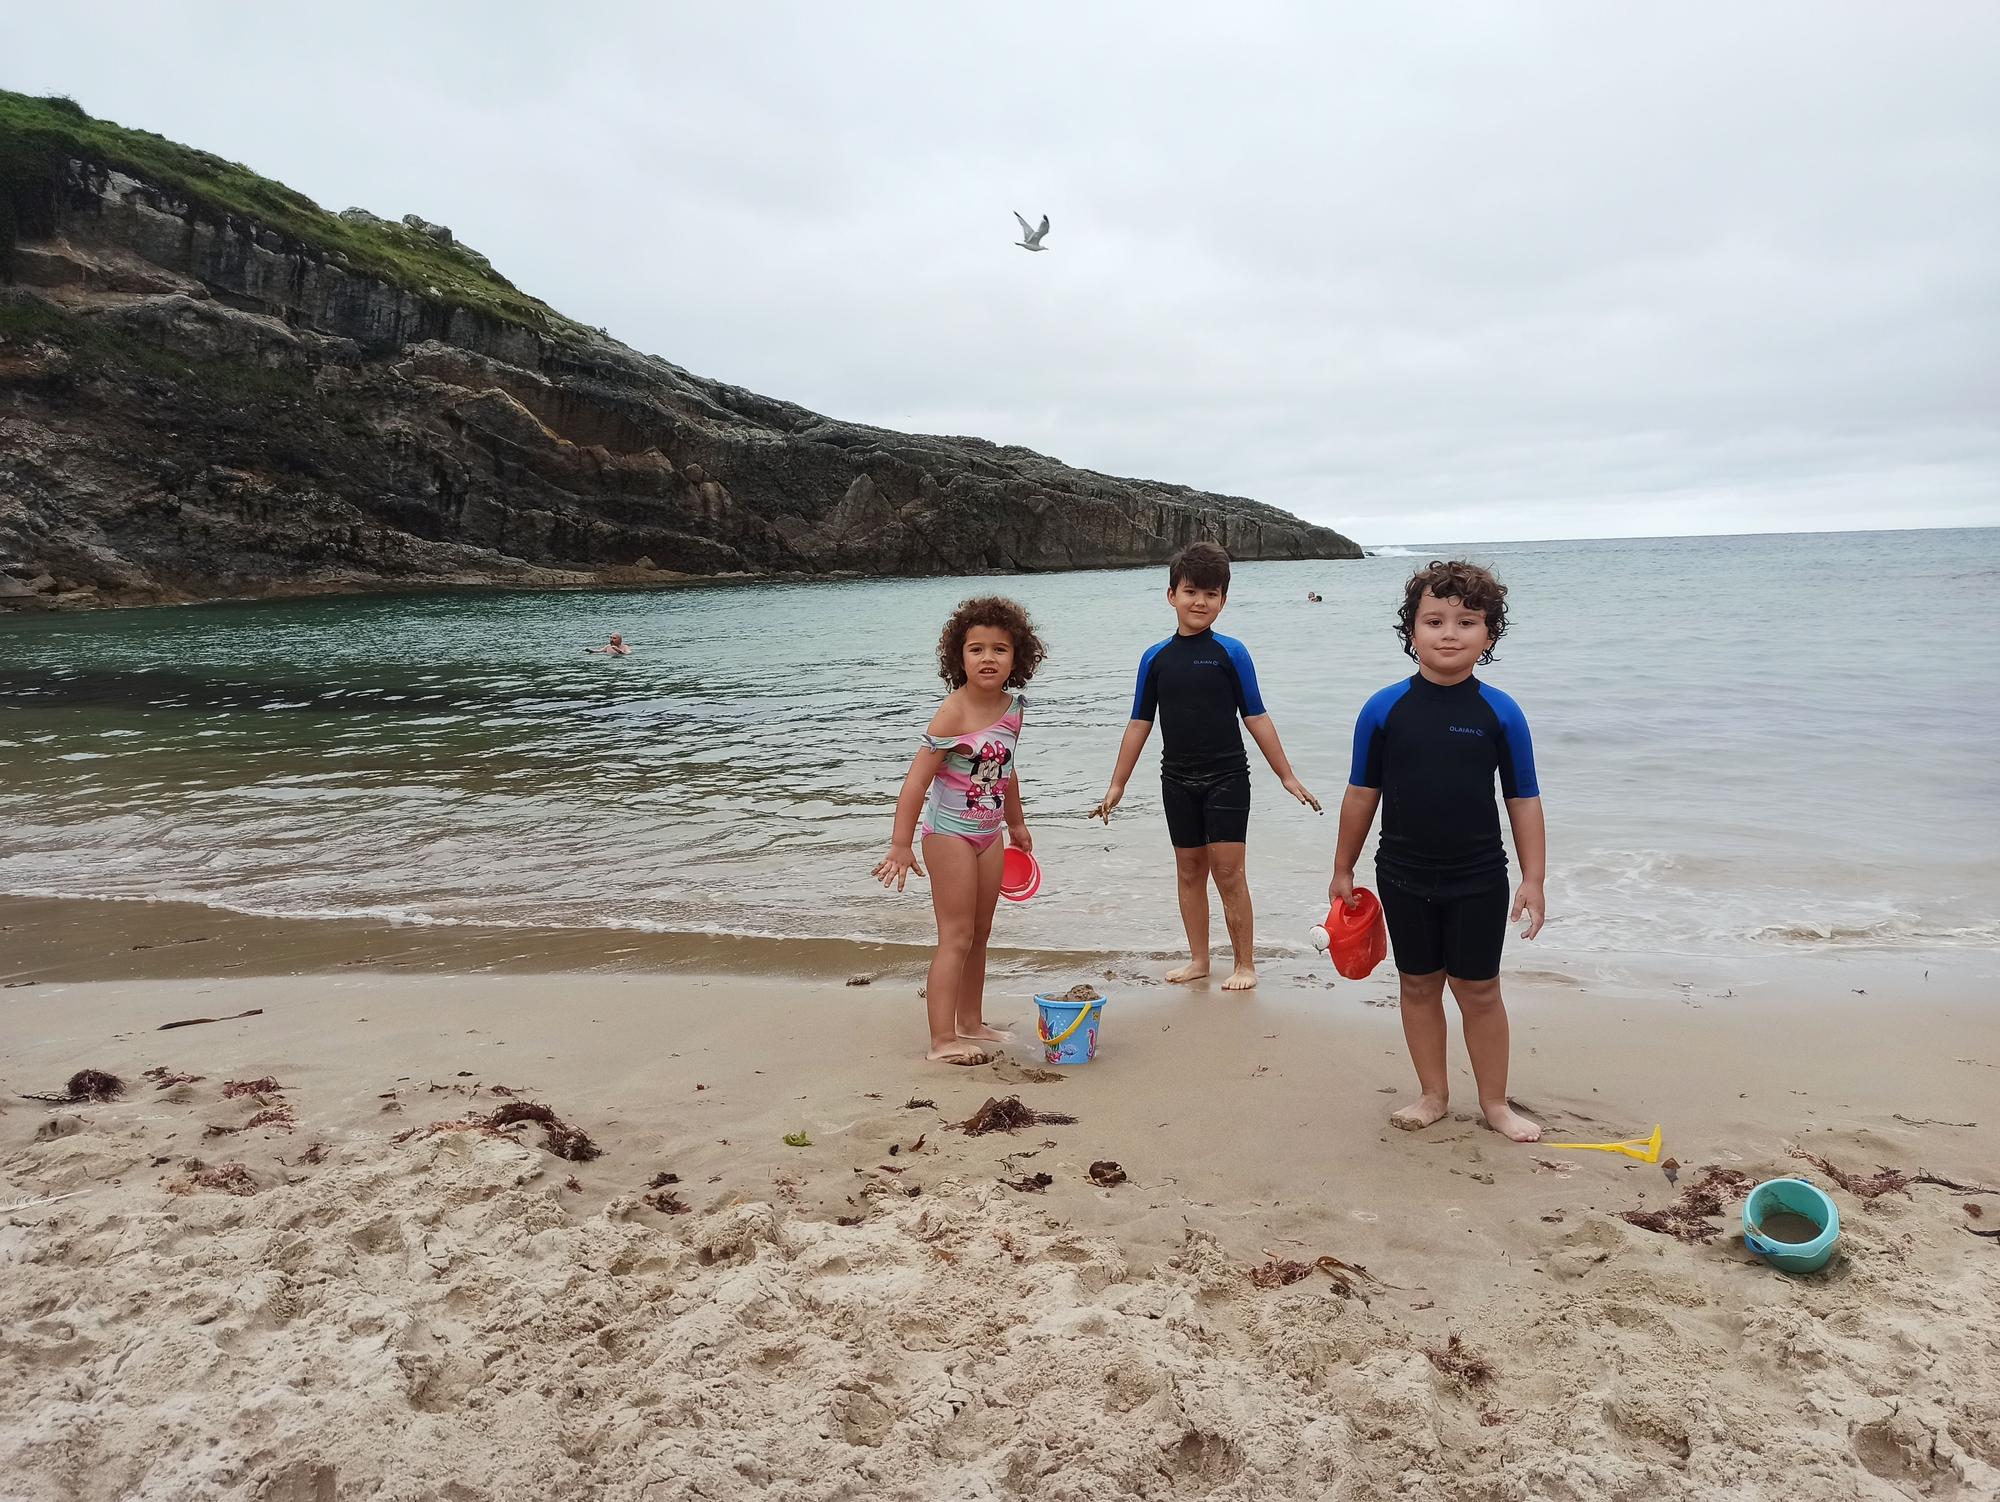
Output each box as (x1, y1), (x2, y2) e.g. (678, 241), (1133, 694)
(0, 89), (568, 334)
(0, 294), (318, 403)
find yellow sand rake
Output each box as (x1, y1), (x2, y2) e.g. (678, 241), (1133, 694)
(1546, 1124), (1663, 1163)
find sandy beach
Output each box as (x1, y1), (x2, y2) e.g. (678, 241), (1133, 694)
(3, 907), (1997, 1501)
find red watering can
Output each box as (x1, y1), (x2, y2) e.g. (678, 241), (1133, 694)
(1310, 888), (1388, 980)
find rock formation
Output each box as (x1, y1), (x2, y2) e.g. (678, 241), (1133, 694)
(0, 92), (1359, 610)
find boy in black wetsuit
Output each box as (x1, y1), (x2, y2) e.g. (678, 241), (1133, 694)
(1094, 542), (1320, 990)
(1330, 561), (1547, 1142)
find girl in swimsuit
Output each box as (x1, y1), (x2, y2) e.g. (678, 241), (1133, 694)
(873, 596), (1046, 1064)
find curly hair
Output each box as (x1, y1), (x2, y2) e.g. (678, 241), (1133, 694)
(936, 595), (1046, 688)
(1395, 560), (1509, 664)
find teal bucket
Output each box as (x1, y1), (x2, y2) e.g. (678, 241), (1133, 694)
(1034, 993), (1106, 1066)
(1742, 1177), (1840, 1274)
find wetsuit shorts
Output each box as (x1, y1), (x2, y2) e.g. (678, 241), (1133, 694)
(1379, 879), (1510, 980)
(1160, 771), (1251, 849)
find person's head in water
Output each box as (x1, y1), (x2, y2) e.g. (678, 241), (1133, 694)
(1396, 560), (1508, 680)
(1166, 540), (1230, 635)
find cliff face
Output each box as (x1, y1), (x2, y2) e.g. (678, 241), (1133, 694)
(0, 102), (1359, 610)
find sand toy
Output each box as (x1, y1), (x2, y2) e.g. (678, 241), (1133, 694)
(1310, 888), (1388, 979)
(1547, 1125), (1664, 1163)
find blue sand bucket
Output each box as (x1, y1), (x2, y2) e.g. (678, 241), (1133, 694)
(1034, 992), (1106, 1066)
(1742, 1177), (1840, 1274)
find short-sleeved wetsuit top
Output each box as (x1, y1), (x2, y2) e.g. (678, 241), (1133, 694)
(1130, 629), (1266, 782)
(1348, 674), (1539, 897)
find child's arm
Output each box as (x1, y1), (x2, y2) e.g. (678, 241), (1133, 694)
(872, 747), (944, 891)
(1329, 785), (1381, 906)
(1243, 714), (1321, 813)
(1091, 719), (1152, 822)
(1004, 767), (1030, 851)
(1506, 796), (1546, 938)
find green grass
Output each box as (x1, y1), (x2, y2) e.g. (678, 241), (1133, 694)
(0, 89), (569, 334)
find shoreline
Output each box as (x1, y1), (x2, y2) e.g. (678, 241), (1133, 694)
(3, 891), (1986, 1005)
(4, 954), (1998, 1495)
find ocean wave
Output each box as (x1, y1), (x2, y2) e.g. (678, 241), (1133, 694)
(1750, 917), (2000, 948)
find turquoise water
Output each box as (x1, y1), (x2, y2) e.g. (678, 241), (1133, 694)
(3, 529), (1996, 969)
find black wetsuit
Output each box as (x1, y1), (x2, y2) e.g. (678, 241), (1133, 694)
(1130, 629), (1266, 847)
(1348, 674), (1540, 978)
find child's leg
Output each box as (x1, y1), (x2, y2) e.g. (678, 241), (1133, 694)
(1166, 846), (1211, 982)
(1390, 968), (1451, 1130)
(1207, 841), (1256, 990)
(922, 835), (995, 1064)
(1449, 975), (1541, 1142)
(954, 837), (1008, 1041)
(1442, 881), (1540, 1141)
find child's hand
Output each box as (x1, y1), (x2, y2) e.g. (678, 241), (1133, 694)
(1329, 869), (1357, 910)
(1511, 879), (1546, 940)
(1006, 821), (1033, 853)
(1283, 775), (1322, 814)
(872, 845), (926, 892)
(1089, 783), (1125, 824)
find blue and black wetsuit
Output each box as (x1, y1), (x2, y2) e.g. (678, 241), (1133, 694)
(1131, 629), (1266, 848)
(1349, 673), (1539, 978)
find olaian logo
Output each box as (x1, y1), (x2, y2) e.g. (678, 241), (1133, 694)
(1448, 725), (1485, 737)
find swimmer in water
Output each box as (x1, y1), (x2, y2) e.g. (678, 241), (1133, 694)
(585, 633), (632, 656)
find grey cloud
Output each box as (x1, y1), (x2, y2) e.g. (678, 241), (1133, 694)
(8, 1), (1995, 541)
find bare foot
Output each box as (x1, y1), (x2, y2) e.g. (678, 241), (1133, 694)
(1390, 1094), (1450, 1131)
(958, 1025), (1013, 1044)
(1220, 966), (1257, 992)
(1482, 1101), (1543, 1142)
(925, 1043), (996, 1066)
(1164, 960), (1210, 984)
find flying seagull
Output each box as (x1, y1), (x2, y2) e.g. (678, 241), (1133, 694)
(1013, 212), (1050, 252)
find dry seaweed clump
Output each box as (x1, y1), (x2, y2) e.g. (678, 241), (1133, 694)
(1787, 1148), (1998, 1199)
(142, 1066), (205, 1090)
(21, 1069), (125, 1103)
(1619, 1165), (1753, 1243)
(410, 1101), (603, 1162)
(1426, 1334), (1494, 1388)
(220, 1076), (283, 1098)
(958, 1096), (1078, 1136)
(165, 1160), (257, 1197)
(1249, 1258), (1315, 1290)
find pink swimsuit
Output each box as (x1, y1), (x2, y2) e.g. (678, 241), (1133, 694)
(919, 695), (1025, 851)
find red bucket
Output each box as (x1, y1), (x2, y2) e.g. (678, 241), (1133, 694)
(1000, 847), (1041, 902)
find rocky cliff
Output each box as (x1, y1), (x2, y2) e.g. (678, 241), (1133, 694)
(0, 92), (1359, 610)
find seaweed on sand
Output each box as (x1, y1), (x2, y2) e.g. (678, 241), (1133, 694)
(1619, 1166), (1753, 1243)
(958, 1096), (1077, 1136)
(165, 1161), (257, 1197)
(1425, 1334), (1494, 1388)
(412, 1101), (603, 1161)
(21, 1069), (125, 1103)
(1787, 1148), (1999, 1199)
(1248, 1258), (1315, 1289)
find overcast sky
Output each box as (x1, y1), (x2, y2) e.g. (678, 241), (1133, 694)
(11, 3), (1998, 542)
